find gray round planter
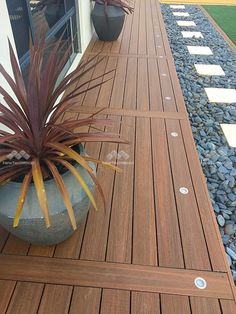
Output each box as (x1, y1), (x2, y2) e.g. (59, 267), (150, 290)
(0, 146), (95, 246)
(91, 3), (125, 41)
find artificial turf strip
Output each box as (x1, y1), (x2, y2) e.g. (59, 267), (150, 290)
(203, 6), (236, 45)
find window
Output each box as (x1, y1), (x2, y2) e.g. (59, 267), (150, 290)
(6, 0), (80, 79)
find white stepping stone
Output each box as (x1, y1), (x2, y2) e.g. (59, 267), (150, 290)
(220, 124), (236, 147)
(170, 5), (185, 9)
(177, 21), (196, 27)
(194, 64), (225, 76)
(173, 12), (190, 17)
(181, 31), (203, 38)
(187, 46), (213, 55)
(205, 88), (236, 103)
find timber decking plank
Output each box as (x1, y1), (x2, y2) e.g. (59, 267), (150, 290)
(146, 0), (156, 55)
(38, 284), (73, 314)
(28, 245), (55, 257)
(148, 58), (163, 112)
(0, 255), (233, 299)
(111, 17), (125, 54)
(138, 0), (147, 55)
(151, 0), (166, 57)
(158, 58), (177, 112)
(123, 57), (138, 110)
(0, 280), (16, 313)
(0, 227), (8, 252)
(133, 117), (157, 266)
(220, 299), (236, 313)
(100, 289), (130, 314)
(151, 118), (184, 268)
(190, 297), (222, 314)
(2, 235), (29, 256)
(109, 57), (128, 108)
(80, 118), (120, 261)
(166, 119), (211, 270)
(96, 56), (118, 108)
(54, 222), (86, 259)
(180, 120), (227, 272)
(129, 0), (140, 54)
(7, 282), (44, 314)
(69, 287), (102, 314)
(161, 294), (191, 314)
(68, 107), (187, 119)
(82, 56), (108, 108)
(120, 12), (133, 54)
(131, 291), (160, 314)
(106, 116), (134, 263)
(137, 58), (149, 110)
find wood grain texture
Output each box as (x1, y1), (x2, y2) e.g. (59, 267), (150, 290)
(7, 282), (44, 314)
(100, 289), (130, 314)
(38, 284), (73, 314)
(161, 294), (191, 314)
(0, 255), (233, 299)
(0, 280), (16, 313)
(220, 299), (236, 313)
(69, 287), (101, 314)
(190, 297), (222, 314)
(132, 292), (160, 314)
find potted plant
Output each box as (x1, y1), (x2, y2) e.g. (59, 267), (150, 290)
(0, 37), (127, 246)
(91, 0), (134, 41)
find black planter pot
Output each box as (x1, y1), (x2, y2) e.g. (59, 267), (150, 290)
(91, 3), (125, 41)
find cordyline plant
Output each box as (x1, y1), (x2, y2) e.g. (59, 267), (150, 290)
(92, 0), (134, 14)
(0, 37), (127, 230)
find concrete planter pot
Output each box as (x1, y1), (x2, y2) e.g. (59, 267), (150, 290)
(0, 146), (95, 246)
(91, 3), (125, 41)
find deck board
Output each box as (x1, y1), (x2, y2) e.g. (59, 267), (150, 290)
(0, 0), (235, 312)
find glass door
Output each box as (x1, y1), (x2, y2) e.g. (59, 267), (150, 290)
(6, 0), (80, 79)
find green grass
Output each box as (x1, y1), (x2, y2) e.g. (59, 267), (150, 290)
(203, 5), (236, 45)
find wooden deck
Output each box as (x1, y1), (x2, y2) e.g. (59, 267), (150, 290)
(0, 0), (236, 312)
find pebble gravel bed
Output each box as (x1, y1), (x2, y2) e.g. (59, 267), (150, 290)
(161, 4), (236, 280)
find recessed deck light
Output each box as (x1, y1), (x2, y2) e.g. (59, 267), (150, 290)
(194, 64), (225, 76)
(220, 124), (236, 147)
(194, 277), (207, 289)
(171, 132), (178, 137)
(187, 46), (213, 55)
(179, 187), (189, 194)
(205, 88), (236, 103)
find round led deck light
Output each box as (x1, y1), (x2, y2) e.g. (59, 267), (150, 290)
(179, 187), (189, 194)
(165, 97), (171, 100)
(171, 132), (178, 137)
(194, 277), (207, 289)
